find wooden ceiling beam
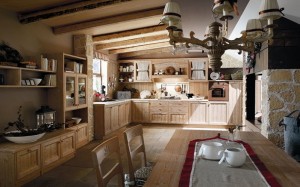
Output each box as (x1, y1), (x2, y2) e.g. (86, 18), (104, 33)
(18, 0), (137, 24)
(53, 7), (164, 34)
(93, 25), (167, 44)
(108, 41), (171, 54)
(118, 47), (173, 58)
(95, 34), (169, 50)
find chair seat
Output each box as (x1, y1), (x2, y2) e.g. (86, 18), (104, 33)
(134, 166), (153, 179)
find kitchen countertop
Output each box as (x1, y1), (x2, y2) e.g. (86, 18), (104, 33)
(93, 98), (210, 105)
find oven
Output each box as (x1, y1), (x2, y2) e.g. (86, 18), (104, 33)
(208, 82), (229, 101)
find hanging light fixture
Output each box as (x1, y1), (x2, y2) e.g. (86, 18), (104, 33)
(160, 0), (284, 72)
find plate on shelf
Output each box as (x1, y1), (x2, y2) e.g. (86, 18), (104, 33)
(210, 72), (220, 80)
(140, 90), (151, 99)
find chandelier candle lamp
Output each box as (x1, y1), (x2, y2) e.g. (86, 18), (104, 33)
(160, 0), (284, 72)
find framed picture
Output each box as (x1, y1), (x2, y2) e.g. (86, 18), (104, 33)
(25, 80), (31, 85)
(30, 80), (35, 85)
(21, 80), (26, 86)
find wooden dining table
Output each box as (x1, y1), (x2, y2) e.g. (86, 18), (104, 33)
(144, 129), (300, 187)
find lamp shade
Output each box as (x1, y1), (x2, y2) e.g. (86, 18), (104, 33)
(245, 19), (263, 40)
(259, 0), (283, 20)
(212, 0), (233, 16)
(161, 2), (181, 24)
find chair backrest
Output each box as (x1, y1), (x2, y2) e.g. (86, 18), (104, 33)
(123, 125), (147, 180)
(91, 136), (124, 187)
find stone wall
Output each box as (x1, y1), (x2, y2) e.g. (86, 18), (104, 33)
(261, 69), (300, 148)
(73, 34), (94, 141)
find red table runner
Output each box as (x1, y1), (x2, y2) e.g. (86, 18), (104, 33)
(179, 133), (281, 187)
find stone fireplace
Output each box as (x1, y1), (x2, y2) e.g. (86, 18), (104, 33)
(245, 18), (300, 148)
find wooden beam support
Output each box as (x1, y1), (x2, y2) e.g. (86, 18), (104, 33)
(93, 25), (167, 44)
(53, 7), (164, 34)
(95, 34), (169, 50)
(118, 47), (173, 58)
(108, 41), (171, 54)
(18, 0), (136, 24)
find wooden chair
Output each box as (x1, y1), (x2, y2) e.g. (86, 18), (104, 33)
(123, 125), (152, 186)
(91, 136), (125, 187)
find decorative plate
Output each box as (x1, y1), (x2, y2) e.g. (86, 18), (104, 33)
(140, 90), (151, 99)
(210, 72), (220, 80)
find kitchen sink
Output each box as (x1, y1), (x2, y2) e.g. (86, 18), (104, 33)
(159, 96), (181, 100)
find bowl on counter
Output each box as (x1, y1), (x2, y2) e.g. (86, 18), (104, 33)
(3, 131), (46, 144)
(72, 117), (82, 124)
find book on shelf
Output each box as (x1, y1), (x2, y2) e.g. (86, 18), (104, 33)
(43, 74), (56, 86)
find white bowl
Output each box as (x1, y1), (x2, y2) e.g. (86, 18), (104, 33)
(30, 78), (42, 85)
(4, 131), (45, 144)
(72, 117), (82, 124)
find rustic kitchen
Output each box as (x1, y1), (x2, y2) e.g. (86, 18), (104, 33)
(0, 0), (300, 186)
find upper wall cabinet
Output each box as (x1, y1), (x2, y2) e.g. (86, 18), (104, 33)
(47, 53), (88, 128)
(0, 65), (56, 88)
(188, 58), (208, 81)
(118, 60), (152, 83)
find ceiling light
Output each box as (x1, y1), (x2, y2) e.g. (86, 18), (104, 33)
(161, 0), (284, 72)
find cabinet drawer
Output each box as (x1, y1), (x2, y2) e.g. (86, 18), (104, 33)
(150, 106), (168, 114)
(169, 106), (189, 114)
(169, 102), (188, 107)
(150, 101), (169, 107)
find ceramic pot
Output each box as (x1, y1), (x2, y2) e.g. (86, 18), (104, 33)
(198, 141), (224, 160)
(218, 147), (246, 167)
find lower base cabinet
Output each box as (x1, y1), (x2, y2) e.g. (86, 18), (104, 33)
(94, 100), (131, 139)
(0, 130), (76, 187)
(208, 102), (228, 125)
(69, 123), (89, 149)
(189, 102), (208, 124)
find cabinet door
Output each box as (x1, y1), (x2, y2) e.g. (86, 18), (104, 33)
(65, 74), (76, 109)
(75, 123), (89, 149)
(189, 102), (208, 124)
(104, 107), (112, 135)
(208, 102), (228, 125)
(16, 145), (41, 180)
(61, 132), (76, 157)
(41, 138), (61, 170)
(77, 75), (87, 108)
(149, 106), (168, 123)
(132, 101), (149, 122)
(169, 102), (189, 124)
(111, 105), (119, 131)
(228, 81), (243, 125)
(125, 102), (131, 124)
(118, 104), (126, 127)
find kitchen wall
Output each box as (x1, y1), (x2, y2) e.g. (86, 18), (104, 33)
(0, 8), (73, 132)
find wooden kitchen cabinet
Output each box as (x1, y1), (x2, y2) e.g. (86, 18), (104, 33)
(228, 81), (243, 125)
(69, 123), (89, 149)
(149, 101), (169, 123)
(94, 101), (131, 139)
(131, 100), (149, 123)
(41, 131), (75, 174)
(0, 129), (75, 187)
(118, 60), (152, 82)
(189, 102), (208, 124)
(47, 53), (89, 137)
(16, 145), (41, 184)
(208, 102), (228, 125)
(169, 102), (189, 124)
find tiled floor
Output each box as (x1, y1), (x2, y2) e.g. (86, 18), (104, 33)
(23, 124), (226, 187)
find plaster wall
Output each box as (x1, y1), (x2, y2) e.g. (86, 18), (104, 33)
(0, 8), (72, 133)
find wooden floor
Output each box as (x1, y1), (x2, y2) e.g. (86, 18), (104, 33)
(23, 124), (227, 187)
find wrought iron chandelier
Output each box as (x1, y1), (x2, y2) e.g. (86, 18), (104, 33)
(160, 0), (284, 72)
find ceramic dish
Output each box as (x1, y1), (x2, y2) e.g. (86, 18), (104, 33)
(140, 90), (151, 99)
